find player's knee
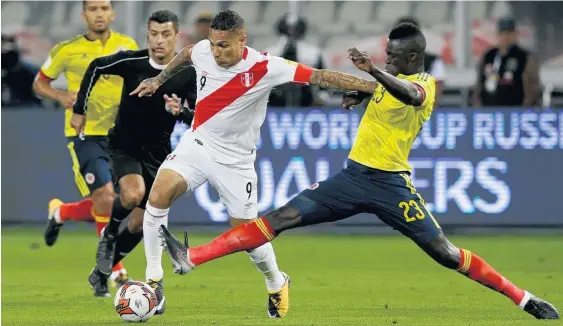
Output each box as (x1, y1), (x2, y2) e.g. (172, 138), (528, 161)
(120, 188), (145, 210)
(422, 234), (461, 269)
(148, 169), (186, 209)
(147, 188), (173, 209)
(264, 204), (302, 234)
(91, 183), (116, 215)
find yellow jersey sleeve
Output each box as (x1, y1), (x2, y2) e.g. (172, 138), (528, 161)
(408, 73), (436, 121)
(40, 42), (69, 80)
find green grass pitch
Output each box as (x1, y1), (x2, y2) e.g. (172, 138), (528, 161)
(2, 227), (562, 325)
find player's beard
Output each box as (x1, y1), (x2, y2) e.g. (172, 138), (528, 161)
(92, 26), (108, 34)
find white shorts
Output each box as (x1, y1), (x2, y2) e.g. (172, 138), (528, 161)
(159, 135), (258, 220)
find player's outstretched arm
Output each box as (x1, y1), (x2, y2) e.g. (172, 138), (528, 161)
(348, 47), (424, 107)
(73, 50), (139, 115)
(308, 69), (378, 94)
(130, 45), (194, 97)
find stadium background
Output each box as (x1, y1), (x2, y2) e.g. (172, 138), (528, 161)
(2, 0), (563, 232)
(2, 2), (563, 325)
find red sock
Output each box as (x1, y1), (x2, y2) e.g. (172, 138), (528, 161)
(95, 218), (127, 274)
(59, 198), (94, 222)
(457, 248), (525, 305)
(113, 261), (125, 273)
(189, 217), (276, 266)
(95, 220), (107, 236)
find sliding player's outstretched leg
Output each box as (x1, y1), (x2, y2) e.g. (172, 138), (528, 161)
(368, 171), (559, 320)
(419, 234), (559, 320)
(160, 167), (366, 318)
(160, 168), (366, 272)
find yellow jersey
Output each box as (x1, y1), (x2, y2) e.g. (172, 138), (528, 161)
(40, 32), (138, 137)
(348, 72), (436, 172)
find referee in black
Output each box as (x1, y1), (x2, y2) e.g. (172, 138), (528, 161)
(71, 10), (196, 311)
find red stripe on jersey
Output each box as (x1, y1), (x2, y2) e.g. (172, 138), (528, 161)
(38, 70), (54, 82)
(242, 47), (249, 60)
(192, 60), (269, 130)
(294, 64), (313, 83)
(412, 83), (426, 105)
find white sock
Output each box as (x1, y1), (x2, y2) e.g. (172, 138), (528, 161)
(247, 242), (285, 291)
(143, 203), (169, 281)
(518, 291), (532, 309)
(53, 207), (62, 224)
(110, 269), (126, 281)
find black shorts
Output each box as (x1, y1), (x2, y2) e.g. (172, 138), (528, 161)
(108, 143), (170, 209)
(66, 136), (113, 197)
(289, 160), (443, 244)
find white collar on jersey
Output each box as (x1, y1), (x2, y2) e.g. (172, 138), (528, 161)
(149, 57), (167, 70)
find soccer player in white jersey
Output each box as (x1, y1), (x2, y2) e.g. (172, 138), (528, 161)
(131, 9), (377, 318)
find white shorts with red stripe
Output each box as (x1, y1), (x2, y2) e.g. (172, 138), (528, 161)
(158, 133), (258, 220)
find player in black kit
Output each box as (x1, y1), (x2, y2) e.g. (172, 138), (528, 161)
(71, 10), (196, 310)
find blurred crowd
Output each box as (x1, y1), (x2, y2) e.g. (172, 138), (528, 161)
(1, 34), (41, 107)
(0, 8), (544, 109)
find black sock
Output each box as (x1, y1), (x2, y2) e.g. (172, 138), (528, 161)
(112, 227), (144, 267)
(106, 197), (133, 235)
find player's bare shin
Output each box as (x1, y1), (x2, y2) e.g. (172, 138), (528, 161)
(417, 233), (461, 269)
(418, 233), (530, 306)
(309, 69), (377, 94)
(263, 205), (303, 234)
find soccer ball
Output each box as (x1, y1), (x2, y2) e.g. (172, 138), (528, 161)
(114, 281), (158, 322)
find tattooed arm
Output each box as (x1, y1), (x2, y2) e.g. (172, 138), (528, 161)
(308, 69), (378, 94)
(130, 45), (194, 97)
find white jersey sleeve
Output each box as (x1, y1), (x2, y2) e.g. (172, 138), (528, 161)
(266, 55), (314, 87)
(190, 39), (209, 67)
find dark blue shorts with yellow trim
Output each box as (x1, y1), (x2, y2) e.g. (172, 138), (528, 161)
(66, 136), (113, 197)
(289, 160), (442, 244)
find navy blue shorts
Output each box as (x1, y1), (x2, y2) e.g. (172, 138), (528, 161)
(66, 136), (113, 197)
(289, 160), (443, 244)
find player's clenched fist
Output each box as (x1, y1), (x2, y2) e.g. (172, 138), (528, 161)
(57, 91), (77, 109)
(348, 47), (374, 74)
(342, 91), (372, 110)
(130, 77), (161, 97)
(164, 93), (182, 116)
(70, 113), (86, 136)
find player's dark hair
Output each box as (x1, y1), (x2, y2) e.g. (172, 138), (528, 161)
(82, 0), (111, 10)
(148, 10), (179, 33)
(210, 9), (245, 32)
(389, 22), (426, 52)
(394, 16), (420, 28)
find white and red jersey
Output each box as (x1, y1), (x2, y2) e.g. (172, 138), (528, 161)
(188, 39), (313, 166)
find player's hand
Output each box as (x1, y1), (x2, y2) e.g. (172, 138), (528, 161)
(341, 91), (363, 110)
(70, 113), (86, 137)
(348, 47), (374, 74)
(130, 77), (161, 97)
(164, 93), (182, 116)
(57, 91), (77, 110)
